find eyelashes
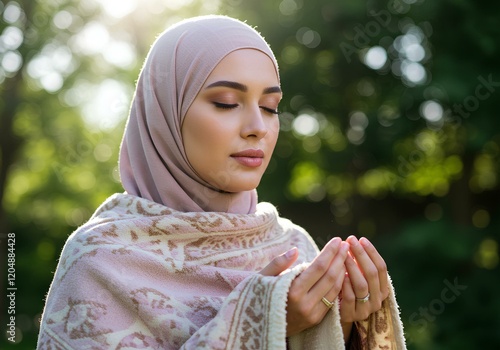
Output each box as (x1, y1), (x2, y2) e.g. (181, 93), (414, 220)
(213, 102), (238, 110)
(260, 106), (280, 115)
(212, 102), (279, 115)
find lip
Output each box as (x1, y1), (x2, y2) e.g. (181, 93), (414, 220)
(231, 149), (265, 158)
(230, 149), (264, 167)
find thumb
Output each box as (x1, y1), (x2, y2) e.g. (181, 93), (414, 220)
(259, 247), (299, 276)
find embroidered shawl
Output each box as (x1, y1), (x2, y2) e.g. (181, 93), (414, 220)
(37, 193), (406, 349)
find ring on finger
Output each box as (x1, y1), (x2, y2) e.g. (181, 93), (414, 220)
(321, 297), (334, 309)
(356, 292), (370, 303)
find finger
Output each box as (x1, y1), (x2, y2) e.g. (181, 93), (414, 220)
(359, 237), (389, 299)
(309, 242), (348, 304)
(339, 275), (356, 322)
(346, 236), (380, 301)
(323, 260), (347, 301)
(295, 237), (342, 292)
(259, 247), (298, 276)
(344, 253), (369, 299)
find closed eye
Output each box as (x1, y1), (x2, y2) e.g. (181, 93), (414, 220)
(213, 102), (278, 115)
(260, 106), (279, 115)
(213, 102), (238, 110)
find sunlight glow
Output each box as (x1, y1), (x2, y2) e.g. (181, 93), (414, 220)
(94, 0), (137, 18)
(27, 44), (75, 93)
(103, 41), (136, 68)
(93, 0), (199, 17)
(73, 21), (110, 55)
(81, 79), (132, 131)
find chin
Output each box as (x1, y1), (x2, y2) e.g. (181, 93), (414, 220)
(220, 179), (261, 193)
(223, 184), (258, 193)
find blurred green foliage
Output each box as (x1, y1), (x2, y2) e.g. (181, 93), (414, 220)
(1, 0), (499, 348)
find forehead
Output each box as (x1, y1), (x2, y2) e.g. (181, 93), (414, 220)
(204, 49), (280, 87)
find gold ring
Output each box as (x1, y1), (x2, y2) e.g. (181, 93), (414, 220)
(321, 297), (334, 309)
(356, 292), (370, 303)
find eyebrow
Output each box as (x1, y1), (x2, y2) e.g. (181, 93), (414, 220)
(205, 80), (281, 94)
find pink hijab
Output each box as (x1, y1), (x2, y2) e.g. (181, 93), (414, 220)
(119, 15), (279, 214)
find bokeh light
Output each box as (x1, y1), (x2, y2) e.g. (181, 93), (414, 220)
(292, 113), (320, 137)
(420, 100), (443, 123)
(363, 46), (387, 70)
(3, 1), (22, 23)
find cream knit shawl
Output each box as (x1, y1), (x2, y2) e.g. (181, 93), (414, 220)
(37, 193), (406, 349)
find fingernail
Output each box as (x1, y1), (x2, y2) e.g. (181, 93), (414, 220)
(285, 247), (297, 259)
(331, 237), (341, 247)
(360, 237), (370, 247)
(340, 242), (349, 252)
(348, 236), (359, 245)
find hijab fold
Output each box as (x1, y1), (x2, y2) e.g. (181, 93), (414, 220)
(119, 15), (279, 214)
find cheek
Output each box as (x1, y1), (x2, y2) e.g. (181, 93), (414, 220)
(184, 113), (231, 157)
(267, 119), (280, 147)
(200, 118), (233, 149)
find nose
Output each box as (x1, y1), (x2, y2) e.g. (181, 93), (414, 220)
(241, 105), (268, 139)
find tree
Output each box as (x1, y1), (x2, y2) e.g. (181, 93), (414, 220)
(219, 0), (500, 348)
(0, 1), (219, 347)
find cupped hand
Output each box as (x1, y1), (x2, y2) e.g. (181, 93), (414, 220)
(260, 237), (349, 337)
(340, 236), (390, 324)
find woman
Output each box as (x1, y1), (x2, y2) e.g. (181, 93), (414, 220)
(37, 15), (406, 349)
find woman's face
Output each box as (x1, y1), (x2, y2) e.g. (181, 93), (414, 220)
(182, 49), (281, 193)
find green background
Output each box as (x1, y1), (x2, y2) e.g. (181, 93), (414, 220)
(1, 0), (499, 348)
